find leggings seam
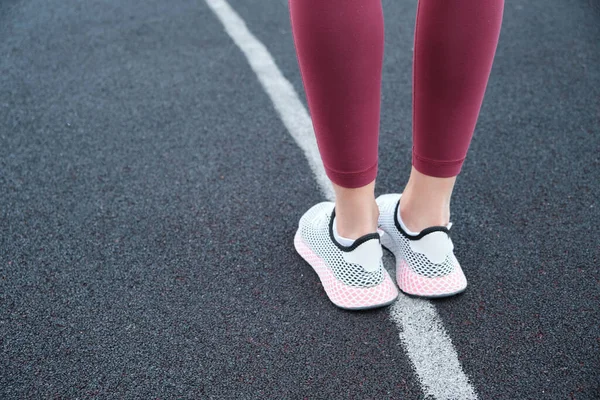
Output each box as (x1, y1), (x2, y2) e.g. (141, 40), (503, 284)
(413, 152), (465, 167)
(323, 162), (378, 176)
(412, 0), (421, 146)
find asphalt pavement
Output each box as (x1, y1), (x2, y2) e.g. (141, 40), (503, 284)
(1, 0), (599, 398)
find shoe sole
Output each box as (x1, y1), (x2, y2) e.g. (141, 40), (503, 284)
(294, 229), (398, 310)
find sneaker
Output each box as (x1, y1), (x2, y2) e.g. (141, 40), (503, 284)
(294, 202), (398, 310)
(376, 193), (467, 298)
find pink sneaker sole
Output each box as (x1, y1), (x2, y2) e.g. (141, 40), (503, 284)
(395, 259), (467, 298)
(294, 230), (398, 310)
(377, 193), (468, 299)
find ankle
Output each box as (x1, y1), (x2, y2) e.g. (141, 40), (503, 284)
(335, 199), (379, 239)
(399, 195), (450, 233)
(332, 182), (378, 239)
(400, 167), (454, 232)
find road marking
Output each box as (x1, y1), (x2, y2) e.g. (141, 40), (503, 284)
(203, 0), (333, 201)
(204, 0), (477, 398)
(390, 299), (477, 399)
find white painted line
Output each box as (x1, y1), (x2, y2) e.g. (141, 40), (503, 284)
(203, 0), (333, 201)
(390, 298), (477, 399)
(204, 0), (477, 398)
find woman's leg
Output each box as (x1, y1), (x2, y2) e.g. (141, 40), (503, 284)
(290, 0), (399, 309)
(401, 0), (504, 232)
(289, 0), (384, 239)
(375, 0), (504, 298)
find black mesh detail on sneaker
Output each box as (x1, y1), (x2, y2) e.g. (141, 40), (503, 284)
(300, 204), (385, 288)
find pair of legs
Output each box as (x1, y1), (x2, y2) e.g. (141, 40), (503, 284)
(289, 0), (504, 236)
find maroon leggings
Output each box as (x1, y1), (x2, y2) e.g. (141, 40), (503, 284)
(289, 0), (504, 188)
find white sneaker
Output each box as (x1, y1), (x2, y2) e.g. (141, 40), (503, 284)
(294, 202), (398, 310)
(377, 194), (467, 298)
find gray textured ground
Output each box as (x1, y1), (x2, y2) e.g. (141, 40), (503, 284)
(1, 0), (599, 398)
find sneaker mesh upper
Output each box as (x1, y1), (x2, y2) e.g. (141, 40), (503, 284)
(299, 203), (384, 288)
(378, 195), (455, 278)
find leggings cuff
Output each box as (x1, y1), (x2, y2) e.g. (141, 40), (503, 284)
(412, 153), (465, 178)
(324, 163), (378, 189)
